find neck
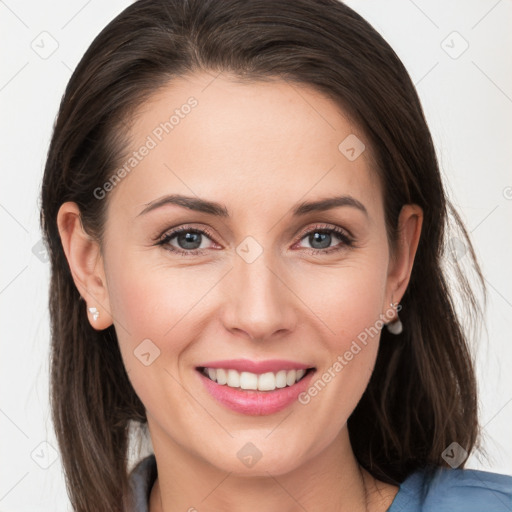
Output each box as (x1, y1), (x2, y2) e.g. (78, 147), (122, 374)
(148, 425), (398, 512)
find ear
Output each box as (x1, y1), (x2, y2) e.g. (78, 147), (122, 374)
(57, 201), (113, 330)
(384, 204), (423, 310)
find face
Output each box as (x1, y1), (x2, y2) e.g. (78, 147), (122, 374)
(93, 72), (408, 475)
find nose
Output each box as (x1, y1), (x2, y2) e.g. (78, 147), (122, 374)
(221, 250), (298, 342)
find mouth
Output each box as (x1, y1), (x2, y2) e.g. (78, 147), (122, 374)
(194, 358), (317, 415)
(196, 366), (315, 392)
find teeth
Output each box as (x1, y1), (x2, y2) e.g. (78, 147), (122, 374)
(202, 367), (309, 391)
(275, 370), (287, 388)
(240, 371), (258, 390)
(227, 369), (240, 388)
(216, 368), (227, 385)
(258, 372), (277, 391)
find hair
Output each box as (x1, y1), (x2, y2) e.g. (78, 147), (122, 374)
(40, 0), (488, 510)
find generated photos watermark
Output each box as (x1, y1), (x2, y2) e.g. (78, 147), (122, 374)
(298, 304), (401, 405)
(93, 96), (198, 200)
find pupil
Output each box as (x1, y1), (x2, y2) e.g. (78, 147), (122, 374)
(310, 232), (330, 249)
(178, 232), (201, 249)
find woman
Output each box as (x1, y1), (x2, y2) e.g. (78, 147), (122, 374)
(40, 0), (512, 510)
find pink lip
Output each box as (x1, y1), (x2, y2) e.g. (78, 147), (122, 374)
(197, 368), (316, 416)
(197, 358), (312, 374)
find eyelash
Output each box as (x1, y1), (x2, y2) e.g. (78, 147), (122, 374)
(155, 223), (355, 257)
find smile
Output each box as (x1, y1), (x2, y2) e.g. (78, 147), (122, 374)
(195, 360), (317, 415)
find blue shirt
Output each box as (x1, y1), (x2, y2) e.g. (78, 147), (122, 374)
(128, 454), (512, 511)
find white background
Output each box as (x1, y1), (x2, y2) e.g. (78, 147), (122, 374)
(1, 0), (511, 510)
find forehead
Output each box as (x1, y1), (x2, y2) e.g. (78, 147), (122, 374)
(108, 72), (383, 220)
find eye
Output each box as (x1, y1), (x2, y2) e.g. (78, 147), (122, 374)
(156, 225), (218, 256)
(294, 224), (354, 254)
(155, 223), (354, 257)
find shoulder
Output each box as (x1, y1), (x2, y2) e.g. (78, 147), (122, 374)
(424, 467), (512, 510)
(389, 466), (512, 512)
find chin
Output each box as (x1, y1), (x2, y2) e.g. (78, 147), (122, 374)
(198, 435), (312, 477)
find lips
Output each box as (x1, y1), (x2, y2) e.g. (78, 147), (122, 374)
(195, 359), (316, 415)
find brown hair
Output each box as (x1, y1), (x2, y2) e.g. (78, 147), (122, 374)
(40, 0), (487, 510)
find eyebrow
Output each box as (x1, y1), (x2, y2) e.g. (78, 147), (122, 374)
(137, 193), (368, 218)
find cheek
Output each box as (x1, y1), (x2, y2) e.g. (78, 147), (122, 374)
(291, 254), (388, 421)
(106, 250), (216, 340)
(104, 253), (220, 392)
(292, 252), (389, 346)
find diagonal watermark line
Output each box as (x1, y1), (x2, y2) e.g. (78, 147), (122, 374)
(472, 0), (503, 30)
(164, 163), (202, 197)
(0, 62), (29, 92)
(267, 164), (336, 233)
(265, 265), (336, 335)
(265, 411), (294, 438)
(61, 60), (73, 72)
(162, 367), (234, 438)
(265, 471), (310, 511)
(484, 277), (512, 308)
(483, 395), (512, 429)
(0, 203), (29, 233)
(0, 472), (29, 502)
(61, 0), (92, 29)
(470, 205), (499, 233)
(0, 409), (29, 439)
(0, 266), (28, 295)
(163, 267), (234, 337)
(0, 1), (29, 28)
(472, 61), (512, 105)
(284, 78), (336, 130)
(199, 471), (233, 503)
(414, 61), (439, 87)
(201, 70), (223, 93)
(408, 0), (439, 29)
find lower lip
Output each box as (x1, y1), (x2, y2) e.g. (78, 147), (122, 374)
(197, 369), (316, 415)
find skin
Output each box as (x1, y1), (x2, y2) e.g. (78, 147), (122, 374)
(57, 72), (423, 512)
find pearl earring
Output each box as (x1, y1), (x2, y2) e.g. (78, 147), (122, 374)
(88, 307), (99, 321)
(386, 302), (403, 335)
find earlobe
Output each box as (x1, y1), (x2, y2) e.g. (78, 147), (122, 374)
(385, 204), (423, 307)
(56, 202), (113, 330)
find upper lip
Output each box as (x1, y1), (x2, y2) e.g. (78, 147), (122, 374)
(196, 358), (314, 374)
